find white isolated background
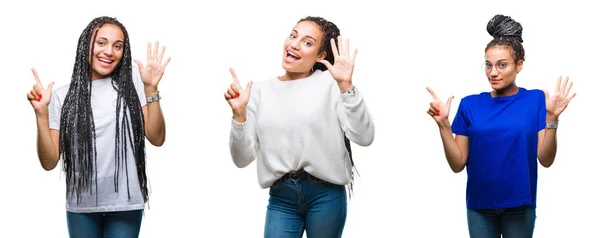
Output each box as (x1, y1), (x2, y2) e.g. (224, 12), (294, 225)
(1, 0), (598, 237)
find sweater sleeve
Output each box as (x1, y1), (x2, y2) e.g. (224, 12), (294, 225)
(336, 86), (375, 146)
(228, 97), (260, 168)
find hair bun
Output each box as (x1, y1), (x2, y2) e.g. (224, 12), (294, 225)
(487, 14), (523, 43)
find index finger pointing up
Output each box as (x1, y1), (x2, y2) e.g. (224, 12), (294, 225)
(426, 86), (440, 100)
(31, 68), (42, 86)
(229, 67), (240, 85)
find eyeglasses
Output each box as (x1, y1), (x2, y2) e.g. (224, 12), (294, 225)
(484, 61), (514, 72)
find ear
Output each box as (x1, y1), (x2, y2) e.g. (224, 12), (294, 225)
(317, 51), (327, 62)
(516, 60), (524, 73)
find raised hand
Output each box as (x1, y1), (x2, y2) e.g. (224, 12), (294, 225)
(224, 68), (253, 114)
(134, 41), (171, 89)
(426, 87), (454, 125)
(319, 35), (357, 92)
(26, 68), (54, 113)
(543, 76), (576, 121)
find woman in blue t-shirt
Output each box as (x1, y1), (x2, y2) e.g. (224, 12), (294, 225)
(426, 14), (576, 237)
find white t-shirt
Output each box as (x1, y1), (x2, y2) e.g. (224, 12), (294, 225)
(49, 66), (147, 213)
(229, 70), (375, 189)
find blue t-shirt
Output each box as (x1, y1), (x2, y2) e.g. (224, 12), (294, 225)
(451, 87), (546, 210)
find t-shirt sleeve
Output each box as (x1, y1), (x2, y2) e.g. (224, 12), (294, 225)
(132, 65), (147, 108)
(537, 90), (547, 131)
(451, 98), (469, 136)
(48, 90), (62, 130)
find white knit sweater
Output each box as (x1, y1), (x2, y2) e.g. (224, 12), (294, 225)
(229, 70), (375, 188)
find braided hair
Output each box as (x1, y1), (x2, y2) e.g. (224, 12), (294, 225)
(299, 16), (359, 197)
(485, 14), (526, 63)
(60, 16), (148, 205)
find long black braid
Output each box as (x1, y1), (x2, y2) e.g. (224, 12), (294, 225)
(300, 16), (359, 198)
(60, 16), (149, 205)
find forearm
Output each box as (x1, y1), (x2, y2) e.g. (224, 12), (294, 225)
(538, 117), (558, 167)
(35, 110), (58, 170)
(144, 87), (166, 146)
(229, 117), (257, 168)
(438, 120), (466, 173)
(338, 88), (375, 146)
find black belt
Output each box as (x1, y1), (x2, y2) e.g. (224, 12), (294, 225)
(283, 169), (311, 182)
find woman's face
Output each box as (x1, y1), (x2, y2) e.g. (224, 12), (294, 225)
(281, 20), (326, 74)
(485, 45), (523, 93)
(90, 24), (124, 80)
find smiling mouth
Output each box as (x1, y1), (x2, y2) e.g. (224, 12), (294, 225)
(98, 57), (114, 64)
(287, 51), (300, 59)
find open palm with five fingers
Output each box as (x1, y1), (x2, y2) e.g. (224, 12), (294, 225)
(426, 87), (454, 126)
(224, 68), (253, 116)
(319, 36), (357, 92)
(543, 76), (576, 121)
(26, 68), (55, 113)
(134, 41), (171, 88)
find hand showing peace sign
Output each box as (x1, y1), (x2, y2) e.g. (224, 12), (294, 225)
(426, 87), (454, 125)
(319, 35), (357, 92)
(26, 68), (55, 113)
(543, 76), (576, 121)
(224, 68), (253, 120)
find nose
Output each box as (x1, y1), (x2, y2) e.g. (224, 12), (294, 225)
(489, 66), (499, 77)
(290, 39), (301, 50)
(102, 44), (113, 56)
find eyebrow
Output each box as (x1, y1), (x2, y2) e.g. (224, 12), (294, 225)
(96, 37), (124, 44)
(292, 29), (316, 42)
(486, 59), (509, 62)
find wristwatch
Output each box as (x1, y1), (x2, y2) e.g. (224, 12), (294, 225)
(343, 87), (356, 96)
(546, 121), (558, 129)
(146, 91), (161, 103)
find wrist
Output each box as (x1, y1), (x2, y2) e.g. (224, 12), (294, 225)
(233, 108), (247, 123)
(337, 82), (354, 93)
(438, 118), (451, 129)
(144, 86), (158, 97)
(546, 114), (559, 123)
(34, 107), (49, 117)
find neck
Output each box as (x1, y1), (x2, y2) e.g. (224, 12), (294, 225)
(279, 70), (314, 81)
(492, 84), (519, 97)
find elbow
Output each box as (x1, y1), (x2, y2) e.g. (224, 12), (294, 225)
(150, 138), (165, 147)
(232, 159), (251, 168)
(41, 161), (58, 171)
(451, 166), (465, 173)
(352, 127), (375, 147)
(539, 157), (554, 168)
(147, 131), (166, 147)
(538, 153), (555, 168)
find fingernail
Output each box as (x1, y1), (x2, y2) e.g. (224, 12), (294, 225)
(37, 98), (41, 102)
(39, 95), (42, 100)
(236, 93), (240, 97)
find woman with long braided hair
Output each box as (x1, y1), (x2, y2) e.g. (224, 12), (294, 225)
(26, 16), (169, 237)
(426, 14), (575, 237)
(224, 16), (375, 237)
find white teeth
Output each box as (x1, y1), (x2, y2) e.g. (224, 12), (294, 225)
(99, 58), (112, 63)
(287, 51), (299, 58)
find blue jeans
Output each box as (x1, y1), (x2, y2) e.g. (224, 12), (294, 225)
(467, 206), (536, 238)
(264, 173), (347, 238)
(66, 209), (143, 238)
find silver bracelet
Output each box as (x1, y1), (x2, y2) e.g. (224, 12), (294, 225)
(146, 91), (161, 103)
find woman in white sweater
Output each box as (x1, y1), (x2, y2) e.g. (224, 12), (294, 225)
(224, 16), (375, 237)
